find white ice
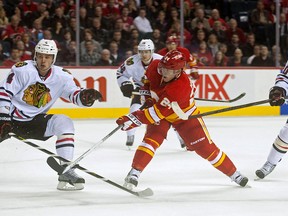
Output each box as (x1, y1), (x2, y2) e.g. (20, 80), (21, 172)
(1, 116), (288, 216)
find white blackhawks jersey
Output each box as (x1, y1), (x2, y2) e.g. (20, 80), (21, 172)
(116, 53), (163, 88)
(0, 60), (85, 121)
(275, 61), (288, 94)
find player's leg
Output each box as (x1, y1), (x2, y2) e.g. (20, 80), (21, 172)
(256, 123), (288, 179)
(174, 117), (248, 187)
(124, 120), (171, 189)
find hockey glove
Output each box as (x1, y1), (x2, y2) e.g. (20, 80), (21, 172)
(120, 81), (134, 98)
(190, 68), (199, 80)
(80, 89), (103, 106)
(0, 113), (12, 142)
(116, 113), (142, 131)
(269, 86), (286, 106)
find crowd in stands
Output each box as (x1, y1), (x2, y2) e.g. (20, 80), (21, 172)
(0, 0), (287, 67)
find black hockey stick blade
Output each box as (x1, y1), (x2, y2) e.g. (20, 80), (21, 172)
(47, 156), (66, 174)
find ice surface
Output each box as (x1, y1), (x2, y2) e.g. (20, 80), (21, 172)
(1, 116), (288, 216)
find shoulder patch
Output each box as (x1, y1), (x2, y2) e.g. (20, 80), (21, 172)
(15, 61), (27, 67)
(62, 68), (72, 74)
(126, 57), (134, 66)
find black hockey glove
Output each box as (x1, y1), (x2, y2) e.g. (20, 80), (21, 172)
(120, 81), (134, 98)
(0, 113), (12, 142)
(269, 86), (286, 106)
(80, 89), (103, 106)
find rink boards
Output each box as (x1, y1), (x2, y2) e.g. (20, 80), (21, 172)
(0, 67), (284, 118)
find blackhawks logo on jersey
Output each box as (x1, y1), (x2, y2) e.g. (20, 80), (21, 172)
(22, 82), (52, 108)
(15, 61), (27, 67)
(126, 57), (134, 66)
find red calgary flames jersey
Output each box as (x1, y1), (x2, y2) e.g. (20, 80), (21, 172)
(136, 59), (198, 124)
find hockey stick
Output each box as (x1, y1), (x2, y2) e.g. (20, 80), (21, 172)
(48, 125), (122, 175)
(171, 97), (288, 120)
(9, 133), (153, 197)
(133, 91), (246, 103)
(193, 92), (246, 103)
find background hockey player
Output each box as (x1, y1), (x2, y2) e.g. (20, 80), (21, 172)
(158, 35), (199, 80)
(0, 39), (102, 191)
(116, 50), (248, 190)
(256, 61), (288, 179)
(116, 39), (162, 147)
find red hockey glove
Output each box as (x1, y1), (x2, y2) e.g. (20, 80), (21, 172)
(269, 86), (286, 106)
(116, 113), (142, 131)
(80, 89), (103, 106)
(0, 113), (12, 142)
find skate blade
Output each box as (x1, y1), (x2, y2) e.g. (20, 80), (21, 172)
(57, 182), (84, 191)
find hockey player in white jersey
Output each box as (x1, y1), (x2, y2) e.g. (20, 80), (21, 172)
(256, 61), (288, 179)
(0, 39), (102, 191)
(116, 39), (162, 147)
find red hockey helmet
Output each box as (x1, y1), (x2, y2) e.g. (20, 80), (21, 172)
(159, 50), (186, 70)
(158, 50), (186, 82)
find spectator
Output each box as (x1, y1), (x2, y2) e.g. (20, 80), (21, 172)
(208, 8), (229, 30)
(143, 0), (157, 23)
(113, 18), (130, 41)
(109, 30), (128, 55)
(2, 47), (21, 67)
(191, 19), (210, 37)
(120, 6), (134, 32)
(79, 7), (90, 29)
(271, 45), (286, 66)
(133, 7), (153, 35)
(226, 18), (246, 44)
(128, 28), (140, 49)
(126, 0), (139, 18)
(226, 33), (241, 57)
(247, 44), (261, 65)
(241, 33), (257, 58)
(21, 32), (35, 57)
(45, 0), (56, 17)
(31, 1), (50, 29)
(279, 13), (288, 58)
(80, 28), (102, 56)
(167, 20), (192, 47)
(83, 0), (96, 18)
(166, 7), (180, 30)
(58, 40), (76, 66)
(15, 39), (31, 61)
(108, 40), (124, 66)
(250, 0), (274, 46)
(80, 40), (101, 66)
(195, 41), (213, 66)
(0, 7), (9, 31)
(60, 0), (76, 17)
(251, 45), (274, 66)
(124, 49), (133, 59)
(18, 0), (38, 28)
(30, 19), (44, 43)
(190, 8), (211, 32)
(95, 49), (113, 66)
(51, 21), (65, 43)
(219, 43), (229, 59)
(207, 33), (220, 57)
(66, 17), (78, 41)
(227, 48), (247, 66)
(90, 17), (109, 48)
(210, 20), (227, 43)
(151, 28), (165, 52)
(102, 0), (121, 25)
(209, 50), (228, 66)
(1, 15), (25, 43)
(94, 5), (110, 30)
(190, 29), (207, 53)
(153, 10), (169, 34)
(50, 7), (68, 30)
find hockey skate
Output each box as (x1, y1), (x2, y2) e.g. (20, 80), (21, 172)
(123, 168), (141, 190)
(230, 171), (249, 187)
(126, 135), (134, 147)
(255, 161), (276, 179)
(57, 168), (85, 191)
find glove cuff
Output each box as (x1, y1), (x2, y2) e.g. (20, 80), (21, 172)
(126, 113), (142, 126)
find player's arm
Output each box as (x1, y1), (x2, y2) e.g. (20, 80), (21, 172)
(116, 62), (134, 98)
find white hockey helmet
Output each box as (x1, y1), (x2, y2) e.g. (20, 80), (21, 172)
(138, 39), (154, 53)
(34, 39), (58, 64)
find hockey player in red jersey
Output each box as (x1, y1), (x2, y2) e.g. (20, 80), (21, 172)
(158, 35), (199, 80)
(116, 50), (248, 190)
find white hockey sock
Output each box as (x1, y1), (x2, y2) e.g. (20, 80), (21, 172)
(267, 145), (286, 165)
(56, 134), (74, 161)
